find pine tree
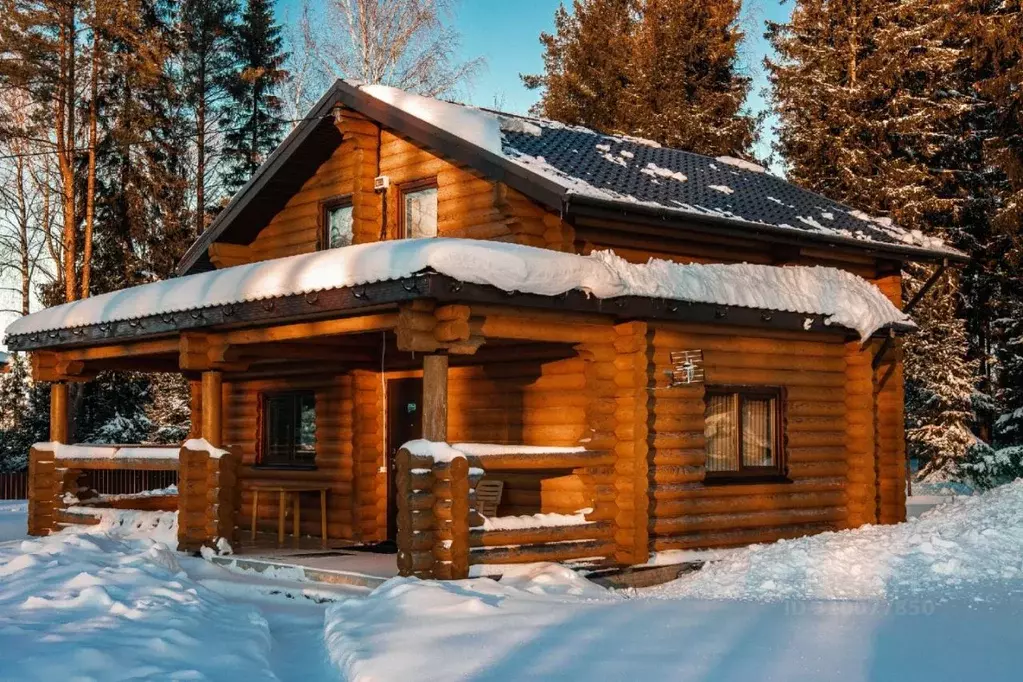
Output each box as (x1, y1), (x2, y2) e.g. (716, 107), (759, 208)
(627, 0), (756, 155)
(0, 353), (30, 431)
(90, 0), (191, 293)
(222, 0), (289, 195)
(178, 0), (239, 235)
(523, 0), (757, 156)
(521, 0), (636, 135)
(768, 0), (990, 472)
(0, 0), (87, 303)
(963, 0), (1023, 446)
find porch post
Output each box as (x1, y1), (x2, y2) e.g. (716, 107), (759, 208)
(201, 370), (223, 447)
(422, 352), (448, 442)
(188, 379), (203, 439)
(50, 381), (69, 443)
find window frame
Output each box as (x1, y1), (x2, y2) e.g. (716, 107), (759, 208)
(318, 194), (354, 251)
(398, 177), (439, 239)
(703, 385), (787, 484)
(256, 390), (318, 470)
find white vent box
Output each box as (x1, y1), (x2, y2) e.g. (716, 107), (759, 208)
(374, 175), (390, 191)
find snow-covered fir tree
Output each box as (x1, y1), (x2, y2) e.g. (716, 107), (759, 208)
(523, 0), (758, 156)
(903, 268), (979, 477)
(768, 0), (990, 474)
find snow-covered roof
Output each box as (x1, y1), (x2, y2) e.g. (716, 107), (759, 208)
(359, 84), (957, 256)
(5, 239), (911, 343)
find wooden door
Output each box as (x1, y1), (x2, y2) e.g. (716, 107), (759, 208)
(387, 378), (423, 540)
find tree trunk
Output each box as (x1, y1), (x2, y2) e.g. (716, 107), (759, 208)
(81, 27), (100, 300)
(196, 72), (206, 237)
(56, 7), (78, 304)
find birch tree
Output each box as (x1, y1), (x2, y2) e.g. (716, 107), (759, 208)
(298, 0), (482, 98)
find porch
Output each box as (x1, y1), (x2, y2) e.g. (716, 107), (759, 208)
(21, 290), (657, 572)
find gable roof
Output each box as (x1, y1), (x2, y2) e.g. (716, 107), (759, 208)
(177, 80), (964, 275)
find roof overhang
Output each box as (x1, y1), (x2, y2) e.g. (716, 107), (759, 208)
(5, 271), (912, 353)
(175, 80), (965, 276)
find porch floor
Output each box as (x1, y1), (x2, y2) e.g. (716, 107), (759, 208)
(212, 532), (398, 589)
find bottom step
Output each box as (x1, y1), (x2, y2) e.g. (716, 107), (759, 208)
(208, 554), (390, 590)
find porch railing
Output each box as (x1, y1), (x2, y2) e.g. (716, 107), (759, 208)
(27, 441), (238, 551)
(395, 444), (616, 580)
(0, 472), (28, 500)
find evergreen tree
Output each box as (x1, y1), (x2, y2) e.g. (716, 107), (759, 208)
(222, 0), (289, 195)
(627, 0), (756, 155)
(523, 0), (757, 156)
(767, 0), (991, 471)
(521, 0), (636, 135)
(904, 269), (980, 479)
(178, 0), (239, 234)
(0, 353), (30, 431)
(963, 0), (1023, 445)
(90, 0), (191, 293)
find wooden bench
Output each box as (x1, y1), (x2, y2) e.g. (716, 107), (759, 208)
(247, 482), (331, 548)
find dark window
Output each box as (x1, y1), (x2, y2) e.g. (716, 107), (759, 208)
(260, 392), (317, 468)
(321, 197), (353, 249)
(400, 179), (438, 238)
(704, 386), (784, 480)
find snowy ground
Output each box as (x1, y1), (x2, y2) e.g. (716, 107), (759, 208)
(3, 483), (1023, 681)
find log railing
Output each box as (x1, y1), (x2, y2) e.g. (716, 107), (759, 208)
(395, 445), (615, 580)
(27, 441), (238, 552)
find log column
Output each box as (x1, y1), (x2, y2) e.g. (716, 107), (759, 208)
(611, 322), (652, 566)
(50, 382), (69, 443)
(188, 379), (203, 439)
(422, 352), (449, 442)
(201, 370), (223, 447)
(845, 341), (877, 527)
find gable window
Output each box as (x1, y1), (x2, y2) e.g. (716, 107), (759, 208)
(260, 391), (317, 468)
(704, 387), (784, 480)
(400, 179), (438, 238)
(322, 197), (354, 249)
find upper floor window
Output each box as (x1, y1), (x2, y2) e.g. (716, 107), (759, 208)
(260, 391), (317, 468)
(322, 197), (354, 249)
(400, 179), (438, 239)
(704, 386), (784, 481)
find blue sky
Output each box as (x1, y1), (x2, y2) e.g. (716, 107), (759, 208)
(277, 1), (793, 159)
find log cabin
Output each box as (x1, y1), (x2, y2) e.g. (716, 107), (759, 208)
(5, 80), (965, 579)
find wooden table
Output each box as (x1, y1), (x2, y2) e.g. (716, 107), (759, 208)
(248, 482), (331, 548)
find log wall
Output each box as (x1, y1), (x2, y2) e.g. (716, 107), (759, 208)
(223, 374), (362, 541)
(647, 323), (856, 551)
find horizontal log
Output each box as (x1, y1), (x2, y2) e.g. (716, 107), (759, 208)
(651, 521), (840, 550)
(469, 450), (614, 471)
(651, 506), (846, 534)
(470, 522), (612, 547)
(469, 539), (615, 565)
(651, 490), (846, 517)
(649, 476), (845, 500)
(56, 456), (178, 471)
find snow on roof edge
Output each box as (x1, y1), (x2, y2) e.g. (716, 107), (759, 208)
(5, 239), (911, 343)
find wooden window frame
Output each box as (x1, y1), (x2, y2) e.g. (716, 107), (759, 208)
(398, 177), (439, 239)
(255, 390), (318, 470)
(318, 194), (354, 250)
(703, 385), (788, 484)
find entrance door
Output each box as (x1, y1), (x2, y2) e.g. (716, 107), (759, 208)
(387, 378), (422, 540)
